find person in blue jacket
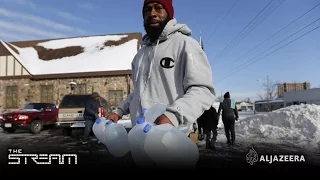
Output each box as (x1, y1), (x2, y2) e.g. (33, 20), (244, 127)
(81, 92), (101, 144)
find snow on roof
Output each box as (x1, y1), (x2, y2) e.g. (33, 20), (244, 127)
(0, 40), (32, 75)
(1, 33), (141, 75)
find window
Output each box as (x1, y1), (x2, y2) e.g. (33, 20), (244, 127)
(6, 86), (18, 108)
(41, 85), (53, 103)
(108, 90), (123, 107)
(47, 104), (57, 112)
(74, 84), (87, 94)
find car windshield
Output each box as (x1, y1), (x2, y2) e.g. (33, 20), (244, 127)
(59, 95), (91, 108)
(59, 95), (109, 109)
(24, 103), (46, 111)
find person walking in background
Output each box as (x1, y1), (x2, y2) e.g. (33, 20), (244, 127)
(202, 106), (219, 149)
(81, 92), (101, 145)
(218, 92), (239, 146)
(106, 0), (215, 136)
(197, 115), (204, 141)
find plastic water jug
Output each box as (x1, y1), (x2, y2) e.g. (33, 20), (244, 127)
(92, 117), (108, 144)
(143, 123), (199, 168)
(128, 109), (155, 167)
(103, 120), (129, 157)
(144, 104), (168, 124)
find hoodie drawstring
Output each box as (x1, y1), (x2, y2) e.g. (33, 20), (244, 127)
(134, 39), (160, 97)
(147, 39), (160, 81)
(135, 39), (160, 84)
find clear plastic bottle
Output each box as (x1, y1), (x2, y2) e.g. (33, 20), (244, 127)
(103, 120), (129, 157)
(128, 108), (155, 167)
(92, 117), (108, 145)
(143, 123), (199, 168)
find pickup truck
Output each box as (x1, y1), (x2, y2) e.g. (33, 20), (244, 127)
(0, 103), (58, 134)
(56, 94), (132, 136)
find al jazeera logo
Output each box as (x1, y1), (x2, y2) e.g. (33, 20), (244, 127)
(246, 147), (306, 165)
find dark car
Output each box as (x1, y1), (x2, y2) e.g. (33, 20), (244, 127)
(0, 103), (58, 134)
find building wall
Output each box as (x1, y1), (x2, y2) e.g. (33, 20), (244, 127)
(236, 102), (254, 111)
(283, 88), (320, 106)
(0, 55), (30, 77)
(278, 82), (310, 97)
(0, 75), (134, 112)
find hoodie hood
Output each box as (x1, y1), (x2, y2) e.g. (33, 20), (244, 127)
(142, 18), (192, 45)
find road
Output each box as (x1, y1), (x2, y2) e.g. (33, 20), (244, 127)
(0, 112), (319, 176)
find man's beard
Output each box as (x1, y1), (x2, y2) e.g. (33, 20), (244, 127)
(144, 17), (170, 42)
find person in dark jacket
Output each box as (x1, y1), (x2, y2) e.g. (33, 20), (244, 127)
(81, 92), (101, 144)
(200, 106), (219, 149)
(197, 116), (204, 141)
(218, 92), (239, 145)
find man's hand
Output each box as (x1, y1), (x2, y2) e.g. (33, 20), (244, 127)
(106, 113), (121, 123)
(154, 114), (174, 126)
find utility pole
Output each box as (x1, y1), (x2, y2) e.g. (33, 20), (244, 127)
(267, 75), (270, 112)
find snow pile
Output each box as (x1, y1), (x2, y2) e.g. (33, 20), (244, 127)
(236, 104), (320, 147)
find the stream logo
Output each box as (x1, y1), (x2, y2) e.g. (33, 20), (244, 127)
(245, 147), (306, 165)
(8, 149), (77, 165)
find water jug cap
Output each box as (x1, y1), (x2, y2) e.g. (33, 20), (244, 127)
(141, 108), (147, 116)
(137, 117), (145, 124)
(96, 118), (102, 124)
(106, 120), (113, 125)
(143, 124), (152, 133)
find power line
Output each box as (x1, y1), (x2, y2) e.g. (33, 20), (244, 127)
(212, 0), (274, 61)
(206, 0), (239, 43)
(214, 0), (286, 64)
(224, 2), (320, 67)
(215, 23), (320, 84)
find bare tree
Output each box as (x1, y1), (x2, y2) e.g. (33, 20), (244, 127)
(257, 76), (279, 100)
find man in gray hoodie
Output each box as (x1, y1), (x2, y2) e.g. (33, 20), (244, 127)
(107, 0), (215, 134)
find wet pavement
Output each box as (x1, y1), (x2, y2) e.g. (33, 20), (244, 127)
(0, 125), (319, 176)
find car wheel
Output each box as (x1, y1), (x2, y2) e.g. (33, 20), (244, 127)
(30, 120), (42, 134)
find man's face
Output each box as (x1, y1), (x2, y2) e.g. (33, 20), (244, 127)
(143, 2), (170, 39)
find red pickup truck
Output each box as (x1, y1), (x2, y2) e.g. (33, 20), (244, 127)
(0, 103), (58, 134)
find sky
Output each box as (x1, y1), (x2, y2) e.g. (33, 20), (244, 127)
(0, 0), (319, 102)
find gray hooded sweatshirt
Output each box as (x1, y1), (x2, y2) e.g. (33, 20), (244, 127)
(116, 18), (215, 133)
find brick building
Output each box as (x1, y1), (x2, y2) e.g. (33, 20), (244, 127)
(0, 32), (142, 112)
(277, 82), (311, 98)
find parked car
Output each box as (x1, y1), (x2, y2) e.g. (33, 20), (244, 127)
(0, 103), (58, 134)
(55, 94), (108, 136)
(56, 94), (132, 136)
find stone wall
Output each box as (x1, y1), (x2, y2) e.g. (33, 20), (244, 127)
(0, 75), (133, 112)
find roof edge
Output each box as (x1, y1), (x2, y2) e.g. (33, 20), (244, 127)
(31, 70), (132, 80)
(0, 40), (33, 76)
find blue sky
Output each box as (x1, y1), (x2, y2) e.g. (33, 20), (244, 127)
(0, 0), (319, 102)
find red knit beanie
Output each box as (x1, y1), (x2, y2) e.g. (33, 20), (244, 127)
(143, 0), (174, 20)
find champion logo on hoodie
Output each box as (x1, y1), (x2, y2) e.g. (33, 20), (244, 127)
(160, 57), (175, 69)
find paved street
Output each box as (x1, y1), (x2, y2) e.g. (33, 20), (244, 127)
(0, 122), (319, 176)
